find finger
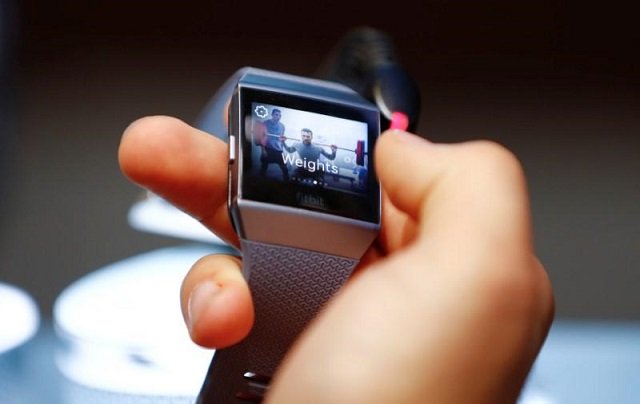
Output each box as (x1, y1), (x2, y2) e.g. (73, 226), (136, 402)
(375, 190), (418, 254)
(375, 130), (533, 259)
(118, 115), (238, 245)
(180, 254), (253, 348)
(374, 131), (541, 337)
(268, 132), (551, 402)
(375, 130), (551, 330)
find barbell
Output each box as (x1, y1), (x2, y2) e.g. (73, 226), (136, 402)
(263, 133), (367, 166)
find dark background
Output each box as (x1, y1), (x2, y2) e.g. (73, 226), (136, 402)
(1, 1), (638, 321)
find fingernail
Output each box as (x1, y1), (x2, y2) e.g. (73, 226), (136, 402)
(187, 281), (221, 332)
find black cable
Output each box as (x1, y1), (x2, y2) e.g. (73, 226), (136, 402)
(315, 26), (421, 132)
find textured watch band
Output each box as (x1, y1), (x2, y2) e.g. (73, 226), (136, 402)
(197, 240), (358, 403)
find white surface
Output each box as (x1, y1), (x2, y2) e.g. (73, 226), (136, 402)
(0, 282), (40, 354)
(128, 194), (226, 244)
(53, 244), (232, 397)
(521, 320), (640, 403)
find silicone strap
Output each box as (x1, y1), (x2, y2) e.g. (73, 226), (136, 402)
(197, 240), (358, 403)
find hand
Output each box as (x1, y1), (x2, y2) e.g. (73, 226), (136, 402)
(118, 116), (553, 403)
(330, 144), (338, 153)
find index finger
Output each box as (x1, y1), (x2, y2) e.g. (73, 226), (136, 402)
(118, 115), (238, 246)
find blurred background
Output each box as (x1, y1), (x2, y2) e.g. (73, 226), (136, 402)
(0, 0), (638, 402)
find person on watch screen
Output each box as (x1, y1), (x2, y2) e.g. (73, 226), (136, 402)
(258, 108), (289, 181)
(282, 128), (338, 186)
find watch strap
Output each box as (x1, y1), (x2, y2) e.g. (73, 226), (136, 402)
(197, 240), (358, 403)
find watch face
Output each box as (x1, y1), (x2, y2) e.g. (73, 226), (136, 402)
(237, 87), (380, 223)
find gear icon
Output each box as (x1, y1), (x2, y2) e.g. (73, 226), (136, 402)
(254, 105), (269, 119)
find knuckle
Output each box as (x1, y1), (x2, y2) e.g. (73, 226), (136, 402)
(478, 257), (551, 325)
(459, 140), (526, 185)
(532, 259), (555, 326)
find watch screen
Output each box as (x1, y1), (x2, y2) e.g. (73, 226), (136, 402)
(238, 87), (380, 223)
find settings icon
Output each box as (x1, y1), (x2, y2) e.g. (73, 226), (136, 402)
(254, 105), (269, 119)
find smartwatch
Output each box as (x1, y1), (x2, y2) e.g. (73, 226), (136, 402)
(197, 67), (381, 403)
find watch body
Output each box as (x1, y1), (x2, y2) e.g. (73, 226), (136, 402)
(198, 67), (381, 403)
(229, 68), (381, 256)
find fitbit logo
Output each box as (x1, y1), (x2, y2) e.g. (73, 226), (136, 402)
(296, 192), (326, 210)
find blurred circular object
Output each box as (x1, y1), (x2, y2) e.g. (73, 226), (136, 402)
(0, 282), (40, 354)
(53, 244), (234, 399)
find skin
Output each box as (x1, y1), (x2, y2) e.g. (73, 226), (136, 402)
(282, 130), (338, 152)
(301, 130), (312, 145)
(271, 110), (281, 122)
(118, 115), (554, 403)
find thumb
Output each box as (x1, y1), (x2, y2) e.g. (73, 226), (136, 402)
(180, 254), (254, 348)
(375, 129), (532, 250)
(374, 130), (441, 222)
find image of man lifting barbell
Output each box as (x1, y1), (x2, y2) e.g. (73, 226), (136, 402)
(252, 103), (370, 190)
(258, 108), (290, 181)
(281, 128), (338, 187)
